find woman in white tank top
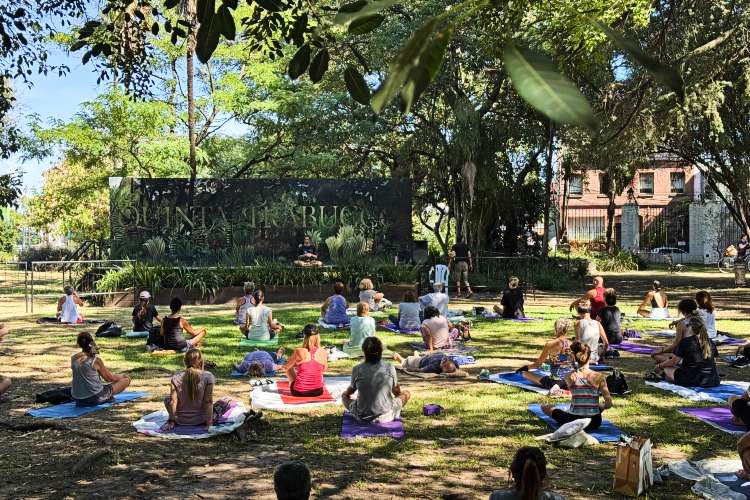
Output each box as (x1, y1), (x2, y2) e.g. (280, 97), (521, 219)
(574, 299), (609, 363)
(57, 286), (84, 324)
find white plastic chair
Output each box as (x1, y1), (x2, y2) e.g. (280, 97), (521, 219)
(429, 264), (450, 289)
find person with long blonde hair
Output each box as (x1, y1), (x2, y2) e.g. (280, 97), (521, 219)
(516, 319), (574, 391)
(163, 349), (215, 431)
(652, 299), (720, 388)
(285, 324), (328, 397)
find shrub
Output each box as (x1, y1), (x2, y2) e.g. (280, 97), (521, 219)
(593, 249), (639, 272)
(17, 244), (73, 263)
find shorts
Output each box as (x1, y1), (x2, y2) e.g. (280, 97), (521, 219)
(349, 396), (404, 424)
(75, 384), (114, 407)
(403, 355), (423, 372)
(538, 376), (568, 390)
(453, 261), (469, 286)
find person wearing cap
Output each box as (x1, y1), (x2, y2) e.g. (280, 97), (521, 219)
(133, 290), (160, 333)
(57, 285), (84, 323)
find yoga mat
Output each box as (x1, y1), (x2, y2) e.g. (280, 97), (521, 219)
(481, 313), (542, 322)
(448, 355), (475, 366)
(488, 371), (550, 394)
(409, 343), (479, 354)
(396, 365), (469, 379)
(230, 369), (276, 378)
(318, 319), (350, 330)
(528, 403), (622, 442)
(239, 337), (279, 348)
(716, 335), (746, 346)
(379, 322), (420, 335)
(276, 381), (334, 404)
(610, 342), (659, 355)
(27, 391), (148, 419)
(646, 329), (676, 337)
(341, 411), (404, 439)
(714, 473), (750, 498)
(251, 377), (349, 412)
(645, 380), (749, 403)
(679, 407), (747, 436)
(133, 403), (247, 439)
(125, 331), (149, 339)
(36, 317), (106, 325)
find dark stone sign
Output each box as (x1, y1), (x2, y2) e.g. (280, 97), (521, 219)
(109, 177), (413, 263)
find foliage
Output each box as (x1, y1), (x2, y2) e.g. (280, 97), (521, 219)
(592, 249), (639, 273)
(0, 172), (21, 215)
(17, 244), (72, 263)
(325, 225), (368, 264)
(0, 209), (19, 256)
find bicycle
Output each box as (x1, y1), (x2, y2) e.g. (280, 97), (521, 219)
(716, 247), (750, 274)
(665, 255), (686, 274)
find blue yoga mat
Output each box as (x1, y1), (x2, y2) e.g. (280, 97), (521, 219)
(27, 391), (148, 419)
(528, 403), (622, 442)
(125, 331), (149, 339)
(715, 473), (750, 497)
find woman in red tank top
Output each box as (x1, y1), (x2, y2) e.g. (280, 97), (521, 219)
(285, 324), (328, 396)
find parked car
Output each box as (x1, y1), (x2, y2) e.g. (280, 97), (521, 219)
(649, 246), (687, 255)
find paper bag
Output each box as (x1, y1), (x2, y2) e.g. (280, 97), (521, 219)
(613, 437), (653, 496)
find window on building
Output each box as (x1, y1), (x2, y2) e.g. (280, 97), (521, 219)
(670, 172), (685, 194)
(598, 173), (610, 194)
(569, 174), (583, 195)
(639, 173), (654, 195)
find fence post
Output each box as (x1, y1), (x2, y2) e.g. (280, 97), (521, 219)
(24, 262), (28, 313)
(30, 264), (34, 314)
(692, 200), (722, 264)
(620, 203), (640, 252)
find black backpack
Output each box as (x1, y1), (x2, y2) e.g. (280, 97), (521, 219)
(95, 321), (123, 338)
(606, 369), (631, 395)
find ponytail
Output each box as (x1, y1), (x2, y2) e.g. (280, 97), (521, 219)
(571, 341), (591, 366)
(182, 349), (204, 401)
(77, 331), (96, 356)
(510, 447), (547, 500)
(519, 458), (542, 500)
(687, 314), (713, 359)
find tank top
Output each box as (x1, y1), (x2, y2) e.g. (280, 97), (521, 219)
(60, 295), (80, 323)
(246, 305), (272, 341)
(71, 354), (103, 400)
(293, 346), (325, 392)
(569, 370), (601, 416)
(162, 316), (187, 351)
(548, 339), (572, 380)
(237, 294), (254, 324)
(590, 287), (606, 319)
(325, 295), (349, 325)
(577, 319), (601, 363)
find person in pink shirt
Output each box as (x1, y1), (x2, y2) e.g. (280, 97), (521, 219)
(284, 324), (328, 397)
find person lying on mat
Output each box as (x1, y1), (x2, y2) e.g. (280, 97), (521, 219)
(569, 275), (605, 320)
(162, 297), (207, 352)
(343, 302), (375, 356)
(516, 319), (573, 391)
(651, 299), (720, 388)
(421, 306), (453, 352)
(133, 290), (160, 332)
(541, 341), (612, 432)
(321, 281), (350, 326)
(245, 290), (283, 341)
(637, 280), (670, 319)
(596, 288), (623, 344)
(285, 324), (328, 397)
(274, 461), (312, 500)
(358, 278), (392, 312)
(71, 331), (130, 407)
(738, 432), (750, 481)
(493, 276), (525, 319)
(419, 282), (449, 317)
(388, 290), (422, 331)
(343, 337), (411, 423)
(695, 290), (718, 339)
(574, 300), (608, 364)
(235, 282), (256, 331)
(162, 349), (214, 431)
(393, 351), (458, 374)
(234, 348), (287, 377)
(57, 285), (84, 323)
(489, 446), (565, 500)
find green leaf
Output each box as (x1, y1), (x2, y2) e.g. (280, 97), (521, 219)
(254, 0), (284, 12)
(400, 28), (451, 113)
(595, 21), (684, 100)
(70, 40), (87, 52)
(309, 49), (330, 83)
(288, 43), (311, 80)
(504, 42), (597, 129)
(347, 14), (384, 35)
(335, 0), (398, 26)
(371, 17), (438, 113)
(164, 0), (180, 8)
(344, 66), (371, 105)
(197, 0), (215, 24)
(218, 4), (236, 40)
(196, 5), (222, 64)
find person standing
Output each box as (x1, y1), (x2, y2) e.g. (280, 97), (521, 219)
(735, 234), (749, 287)
(449, 239), (474, 298)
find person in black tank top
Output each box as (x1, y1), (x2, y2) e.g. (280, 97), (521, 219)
(160, 297), (208, 352)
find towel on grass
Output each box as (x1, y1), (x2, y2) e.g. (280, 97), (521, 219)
(250, 377), (349, 412)
(341, 411), (404, 439)
(151, 349), (178, 357)
(239, 337), (279, 348)
(318, 319), (350, 330)
(378, 322), (420, 335)
(27, 391), (148, 419)
(395, 365), (469, 379)
(679, 407), (747, 436)
(133, 403), (247, 439)
(668, 459), (749, 500)
(645, 380), (749, 403)
(610, 342), (659, 355)
(715, 334), (746, 346)
(125, 331), (149, 339)
(528, 403), (622, 442)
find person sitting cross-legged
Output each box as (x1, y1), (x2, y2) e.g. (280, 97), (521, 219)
(493, 276), (525, 319)
(637, 280), (669, 319)
(285, 324), (328, 397)
(57, 285), (84, 323)
(161, 297), (207, 352)
(419, 282), (449, 317)
(244, 289), (283, 341)
(235, 282), (256, 332)
(420, 306), (453, 352)
(574, 300), (608, 364)
(388, 290), (422, 332)
(274, 460), (312, 500)
(489, 446), (566, 500)
(393, 351), (458, 375)
(321, 281), (350, 326)
(596, 288), (623, 345)
(541, 341), (613, 432)
(738, 432), (750, 482)
(162, 348), (215, 432)
(358, 278), (392, 312)
(71, 331), (131, 406)
(343, 302), (375, 356)
(516, 319), (573, 391)
(342, 337), (410, 423)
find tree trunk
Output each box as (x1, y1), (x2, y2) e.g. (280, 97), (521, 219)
(541, 121), (555, 258)
(606, 192), (616, 254)
(186, 4), (198, 206)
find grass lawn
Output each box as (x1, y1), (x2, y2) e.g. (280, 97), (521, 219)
(0, 286), (747, 499)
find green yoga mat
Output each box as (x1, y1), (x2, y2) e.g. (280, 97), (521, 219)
(239, 337), (279, 348)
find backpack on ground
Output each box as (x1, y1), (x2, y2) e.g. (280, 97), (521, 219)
(35, 386), (72, 405)
(95, 321), (123, 338)
(607, 369), (631, 395)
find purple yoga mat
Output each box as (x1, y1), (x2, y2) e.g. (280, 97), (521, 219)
(341, 412), (404, 439)
(679, 407), (748, 435)
(610, 342), (658, 355)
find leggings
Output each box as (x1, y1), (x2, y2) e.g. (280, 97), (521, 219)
(732, 399), (750, 429)
(550, 409), (602, 431)
(290, 381), (323, 397)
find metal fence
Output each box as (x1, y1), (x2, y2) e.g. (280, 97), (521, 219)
(638, 205), (690, 252)
(0, 262), (29, 312)
(718, 205), (744, 254)
(562, 208), (619, 249)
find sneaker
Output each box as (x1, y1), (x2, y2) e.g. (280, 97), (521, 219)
(145, 344), (157, 353)
(732, 356), (750, 368)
